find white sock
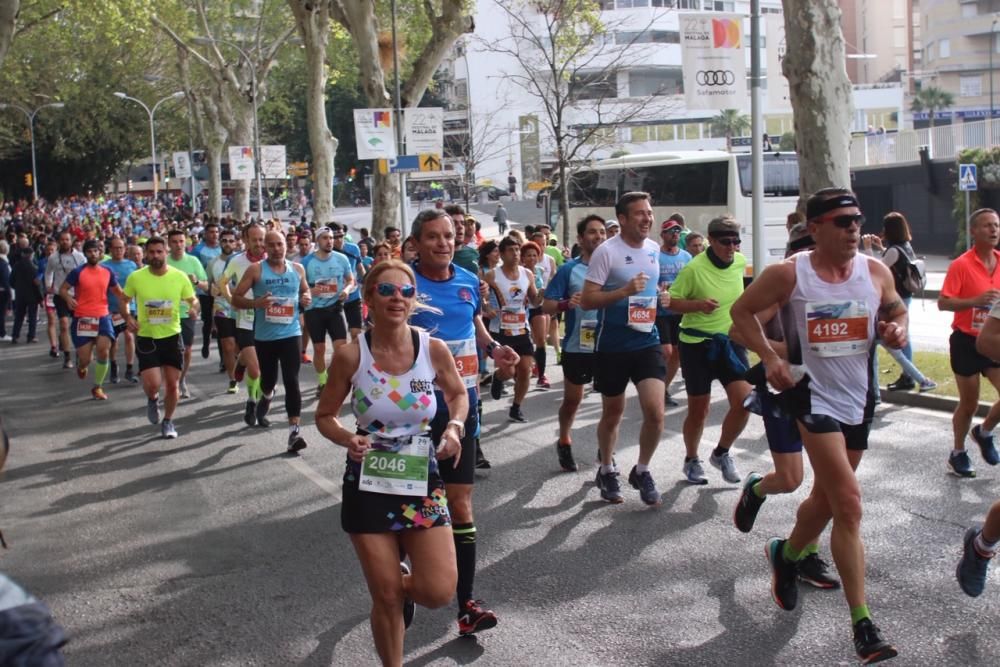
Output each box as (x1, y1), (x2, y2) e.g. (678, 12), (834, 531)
(953, 448), (966, 456)
(290, 424), (300, 434)
(600, 464), (616, 474)
(979, 425), (994, 438)
(635, 463), (649, 474)
(975, 531), (998, 558)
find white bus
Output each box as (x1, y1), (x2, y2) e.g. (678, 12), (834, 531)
(547, 150), (800, 272)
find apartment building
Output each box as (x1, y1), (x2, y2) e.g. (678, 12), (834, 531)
(915, 0), (1000, 126)
(434, 0), (905, 188)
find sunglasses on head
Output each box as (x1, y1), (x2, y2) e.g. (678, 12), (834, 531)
(376, 282), (416, 298)
(827, 214), (865, 229)
(715, 236), (741, 247)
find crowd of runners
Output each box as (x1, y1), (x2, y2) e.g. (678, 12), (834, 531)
(2, 192), (1000, 666)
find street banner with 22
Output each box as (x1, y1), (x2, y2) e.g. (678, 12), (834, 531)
(764, 14), (791, 110)
(260, 145), (287, 180)
(403, 108), (443, 156)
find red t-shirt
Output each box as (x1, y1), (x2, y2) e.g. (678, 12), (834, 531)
(940, 248), (1000, 336)
(64, 264), (117, 318)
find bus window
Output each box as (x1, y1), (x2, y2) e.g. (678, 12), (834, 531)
(568, 170), (618, 207)
(638, 162), (728, 206)
(736, 153), (800, 197)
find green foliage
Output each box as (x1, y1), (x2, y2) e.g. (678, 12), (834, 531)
(709, 109), (750, 146)
(911, 86), (955, 128)
(952, 146), (1000, 255)
(779, 131), (796, 151)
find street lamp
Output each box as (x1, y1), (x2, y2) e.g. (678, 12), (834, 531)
(191, 36), (264, 221)
(990, 17), (998, 121)
(114, 91), (185, 201)
(0, 101), (65, 201)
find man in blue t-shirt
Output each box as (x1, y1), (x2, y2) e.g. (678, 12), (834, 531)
(331, 223), (366, 341)
(301, 227), (355, 392)
(580, 192), (671, 506)
(101, 237), (139, 383)
(543, 214), (606, 473)
(409, 208), (518, 638)
(192, 222), (222, 359)
(657, 218), (693, 407)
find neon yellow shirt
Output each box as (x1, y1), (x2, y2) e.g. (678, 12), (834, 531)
(123, 266), (195, 339)
(670, 251), (747, 344)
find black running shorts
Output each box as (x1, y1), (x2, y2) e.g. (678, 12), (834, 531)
(136, 334), (184, 372)
(214, 316), (238, 340)
(950, 329), (1000, 377)
(562, 352), (595, 386)
(343, 299), (363, 330)
(593, 346), (666, 397)
(797, 414), (871, 451)
(305, 306), (348, 344)
(679, 339), (750, 396)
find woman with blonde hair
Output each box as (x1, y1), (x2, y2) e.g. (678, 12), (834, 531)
(316, 259), (468, 666)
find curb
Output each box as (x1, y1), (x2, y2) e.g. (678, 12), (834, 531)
(879, 386), (994, 418)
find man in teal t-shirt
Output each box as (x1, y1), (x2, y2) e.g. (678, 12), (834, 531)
(166, 228), (208, 398)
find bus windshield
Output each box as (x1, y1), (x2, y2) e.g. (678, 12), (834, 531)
(735, 153), (800, 197)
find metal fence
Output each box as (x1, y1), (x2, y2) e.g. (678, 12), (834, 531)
(850, 118), (999, 168)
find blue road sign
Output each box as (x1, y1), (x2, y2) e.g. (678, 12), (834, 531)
(959, 163), (978, 192)
(389, 155), (421, 174)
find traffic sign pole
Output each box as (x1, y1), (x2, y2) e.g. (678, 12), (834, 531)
(959, 163), (978, 250)
(967, 190), (972, 250)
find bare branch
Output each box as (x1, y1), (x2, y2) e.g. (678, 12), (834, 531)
(152, 14), (214, 70)
(13, 4), (61, 37)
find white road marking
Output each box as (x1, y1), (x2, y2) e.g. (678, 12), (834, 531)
(285, 457), (342, 501)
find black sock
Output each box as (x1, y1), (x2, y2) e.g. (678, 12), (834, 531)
(453, 522), (476, 607)
(712, 446), (728, 458)
(534, 347), (547, 378)
(126, 363), (133, 372)
(512, 402), (520, 411)
(685, 455), (696, 462)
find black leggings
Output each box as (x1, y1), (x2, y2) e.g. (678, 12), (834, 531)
(256, 336), (302, 418)
(197, 295), (214, 343)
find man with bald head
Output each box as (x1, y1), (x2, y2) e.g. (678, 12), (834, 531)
(231, 230), (312, 454)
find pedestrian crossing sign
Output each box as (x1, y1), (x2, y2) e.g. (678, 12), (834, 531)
(959, 164), (977, 191)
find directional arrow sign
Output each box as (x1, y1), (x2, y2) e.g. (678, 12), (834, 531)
(420, 153), (441, 171)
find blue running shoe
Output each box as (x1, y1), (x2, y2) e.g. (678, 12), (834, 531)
(595, 468), (624, 504)
(628, 466), (662, 506)
(957, 526), (992, 597)
(970, 425), (1000, 466)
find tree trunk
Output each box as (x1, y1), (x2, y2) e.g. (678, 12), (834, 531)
(0, 0), (18, 74)
(558, 154), (571, 248)
(290, 0), (338, 226)
(207, 144), (223, 218)
(781, 0), (853, 201)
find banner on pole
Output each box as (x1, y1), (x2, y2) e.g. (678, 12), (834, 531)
(765, 14), (790, 110)
(227, 146), (255, 181)
(172, 152), (192, 179)
(404, 108), (443, 156)
(519, 115), (541, 187)
(261, 145), (287, 179)
(354, 109), (398, 160)
(680, 13), (748, 111)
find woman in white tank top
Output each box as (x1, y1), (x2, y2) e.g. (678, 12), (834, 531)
(315, 260), (469, 666)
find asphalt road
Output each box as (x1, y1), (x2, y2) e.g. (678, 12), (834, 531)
(1, 327), (999, 666)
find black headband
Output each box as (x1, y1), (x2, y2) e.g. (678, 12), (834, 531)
(806, 194), (860, 221)
(787, 235), (815, 253)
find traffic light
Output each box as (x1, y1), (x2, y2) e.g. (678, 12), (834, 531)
(24, 173), (32, 187)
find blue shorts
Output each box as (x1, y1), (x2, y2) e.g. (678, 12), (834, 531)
(71, 315), (116, 348)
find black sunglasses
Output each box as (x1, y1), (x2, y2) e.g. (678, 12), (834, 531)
(715, 237), (741, 247)
(827, 214), (865, 229)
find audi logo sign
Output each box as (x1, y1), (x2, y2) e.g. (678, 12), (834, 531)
(695, 70), (736, 86)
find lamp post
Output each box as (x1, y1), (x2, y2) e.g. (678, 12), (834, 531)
(114, 91), (185, 201)
(990, 17), (998, 122)
(192, 36), (264, 221)
(0, 102), (65, 201)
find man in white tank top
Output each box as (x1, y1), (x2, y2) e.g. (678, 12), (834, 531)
(730, 189), (907, 665)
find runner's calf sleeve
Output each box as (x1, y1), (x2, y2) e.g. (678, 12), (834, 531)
(534, 347), (546, 378)
(453, 523), (477, 605)
(94, 360), (109, 387)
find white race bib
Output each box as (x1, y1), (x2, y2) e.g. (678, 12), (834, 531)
(627, 296), (656, 333)
(76, 317), (99, 338)
(500, 307), (527, 334)
(445, 338), (479, 389)
(264, 298), (295, 324)
(806, 300), (870, 357)
(145, 300), (173, 325)
(579, 318), (597, 352)
(358, 434), (432, 496)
